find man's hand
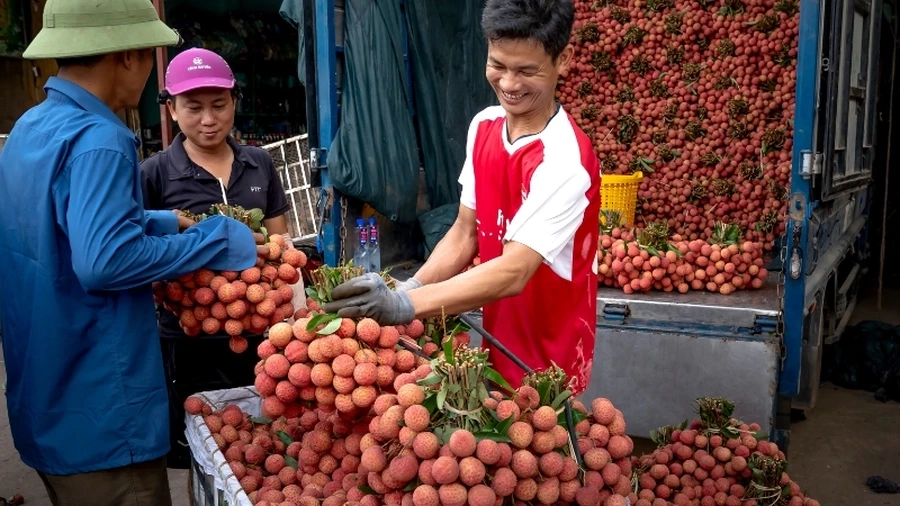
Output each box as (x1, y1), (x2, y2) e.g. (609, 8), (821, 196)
(172, 209), (196, 231)
(393, 277), (423, 293)
(323, 273), (415, 326)
(253, 233), (270, 257)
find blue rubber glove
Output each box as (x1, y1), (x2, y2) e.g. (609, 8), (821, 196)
(323, 273), (416, 325)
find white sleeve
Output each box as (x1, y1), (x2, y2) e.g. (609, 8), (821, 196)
(458, 116), (479, 211)
(503, 162), (591, 268)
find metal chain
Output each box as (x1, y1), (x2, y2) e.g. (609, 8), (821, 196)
(339, 195), (349, 264)
(777, 227), (788, 370)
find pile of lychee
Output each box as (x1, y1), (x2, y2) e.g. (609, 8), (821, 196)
(185, 396), (376, 506)
(251, 315), (432, 420)
(630, 421), (821, 506)
(597, 230), (769, 295)
(360, 383), (636, 506)
(152, 234), (308, 349)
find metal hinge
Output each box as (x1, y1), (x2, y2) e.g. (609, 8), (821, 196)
(800, 151), (822, 179)
(602, 303), (630, 324)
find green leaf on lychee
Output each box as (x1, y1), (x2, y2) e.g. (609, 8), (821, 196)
(472, 430), (512, 443)
(753, 430), (769, 441)
(436, 387), (449, 415)
(306, 313), (339, 332)
(284, 455), (299, 470)
(443, 337), (454, 364)
(403, 481), (419, 492)
(494, 412), (516, 435)
(276, 430), (293, 447)
(357, 485), (377, 496)
(483, 368), (513, 393)
(318, 317), (342, 335)
(418, 372), (443, 387)
(249, 208), (265, 223)
(550, 390), (573, 410)
(250, 416), (272, 424)
(422, 394), (438, 415)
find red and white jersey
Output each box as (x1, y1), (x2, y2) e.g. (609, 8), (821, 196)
(459, 105), (601, 395)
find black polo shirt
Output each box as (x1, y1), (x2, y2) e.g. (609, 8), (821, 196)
(140, 133), (290, 219)
(140, 133), (290, 340)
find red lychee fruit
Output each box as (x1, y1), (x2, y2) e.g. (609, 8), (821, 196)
(356, 318), (381, 344)
(438, 483), (467, 506)
(475, 439), (500, 466)
(224, 319), (243, 337)
(536, 476), (560, 505)
(448, 429), (477, 458)
(459, 456), (486, 486)
(229, 336), (248, 354)
(412, 484), (439, 506)
(412, 431), (440, 460)
(353, 362), (378, 386)
(397, 383), (425, 407)
(244, 443), (266, 465)
(351, 385), (377, 409)
(261, 396), (285, 418)
(378, 326), (401, 348)
(492, 467), (517, 497)
(514, 477), (538, 501)
(311, 363), (335, 387)
(591, 398), (617, 425)
(508, 421), (534, 449)
(184, 396), (205, 415)
(405, 319), (425, 339)
(395, 349), (416, 372)
(540, 451), (565, 477)
(268, 322), (294, 349)
(608, 435), (632, 459)
(468, 484), (497, 506)
(511, 449), (539, 478)
(585, 448), (611, 471)
(430, 456), (459, 485)
(532, 405), (558, 431)
(403, 404), (431, 433)
(332, 353), (357, 377)
(496, 400), (520, 421)
(264, 354), (291, 379)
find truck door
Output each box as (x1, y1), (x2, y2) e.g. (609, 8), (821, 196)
(816, 0), (881, 200)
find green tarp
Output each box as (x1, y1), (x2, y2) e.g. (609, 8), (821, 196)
(280, 0), (495, 229)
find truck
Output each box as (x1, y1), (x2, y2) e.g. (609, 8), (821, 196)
(286, 0), (896, 451)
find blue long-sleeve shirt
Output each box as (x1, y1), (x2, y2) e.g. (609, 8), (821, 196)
(0, 77), (260, 475)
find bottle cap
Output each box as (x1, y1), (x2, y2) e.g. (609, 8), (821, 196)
(369, 217), (376, 225)
(356, 218), (365, 226)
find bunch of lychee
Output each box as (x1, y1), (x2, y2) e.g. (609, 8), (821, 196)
(152, 234), (308, 348)
(185, 395), (374, 506)
(355, 384), (635, 506)
(630, 421), (821, 506)
(252, 316), (433, 421)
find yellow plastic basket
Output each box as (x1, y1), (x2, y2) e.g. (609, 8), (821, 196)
(599, 171), (644, 227)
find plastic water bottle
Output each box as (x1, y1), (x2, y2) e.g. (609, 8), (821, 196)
(353, 218), (369, 272)
(368, 217), (381, 274)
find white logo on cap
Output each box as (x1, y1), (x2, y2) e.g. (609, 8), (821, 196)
(187, 56), (212, 72)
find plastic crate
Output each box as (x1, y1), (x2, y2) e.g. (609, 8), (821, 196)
(185, 387), (261, 506)
(600, 171), (644, 227)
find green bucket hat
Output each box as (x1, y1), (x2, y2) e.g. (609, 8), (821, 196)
(22, 0), (181, 60)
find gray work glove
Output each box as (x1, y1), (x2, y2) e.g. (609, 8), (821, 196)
(393, 277), (423, 293)
(323, 273), (416, 326)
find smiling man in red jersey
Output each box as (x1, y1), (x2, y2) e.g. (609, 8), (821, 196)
(324, 0), (601, 394)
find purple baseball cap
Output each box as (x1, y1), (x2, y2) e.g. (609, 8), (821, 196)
(164, 47), (236, 96)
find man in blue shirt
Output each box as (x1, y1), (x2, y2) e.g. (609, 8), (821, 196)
(0, 0), (264, 504)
